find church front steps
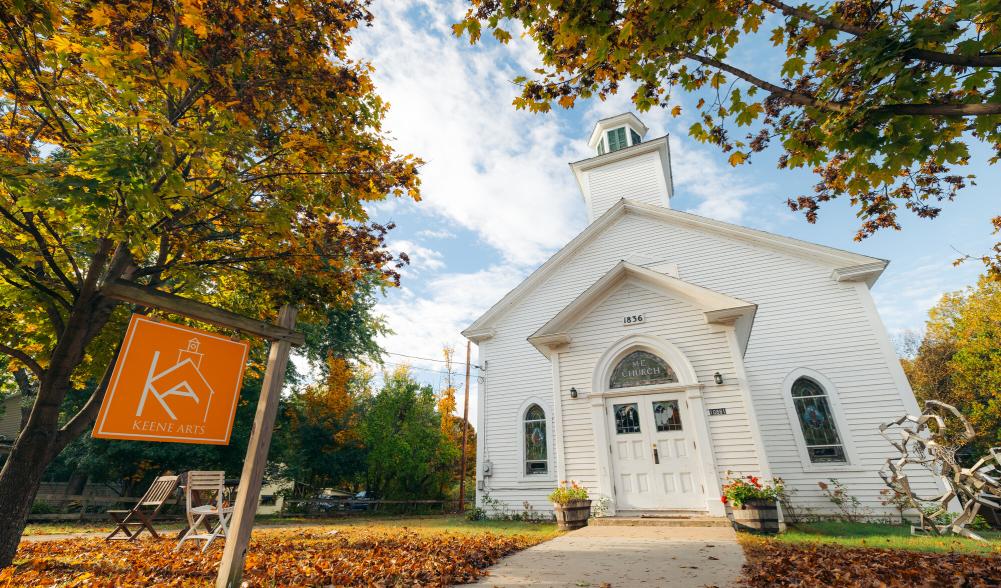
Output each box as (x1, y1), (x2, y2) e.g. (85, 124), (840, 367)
(592, 514), (730, 527)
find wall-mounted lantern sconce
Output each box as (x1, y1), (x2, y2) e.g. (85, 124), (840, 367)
(570, 387), (578, 399)
(713, 372), (724, 385)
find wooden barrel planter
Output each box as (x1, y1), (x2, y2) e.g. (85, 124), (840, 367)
(554, 499), (592, 531)
(730, 499), (781, 534)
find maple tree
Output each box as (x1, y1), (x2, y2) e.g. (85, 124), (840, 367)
(0, 0), (421, 566)
(902, 277), (1001, 455)
(455, 0), (1001, 271)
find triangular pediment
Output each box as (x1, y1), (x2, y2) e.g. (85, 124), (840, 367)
(527, 261), (757, 357)
(463, 199), (885, 342)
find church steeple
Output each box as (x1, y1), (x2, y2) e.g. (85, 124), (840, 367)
(571, 113), (674, 223)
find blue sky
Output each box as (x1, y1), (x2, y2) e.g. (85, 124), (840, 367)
(345, 1), (999, 421)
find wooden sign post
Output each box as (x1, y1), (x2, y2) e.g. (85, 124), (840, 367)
(99, 281), (303, 587)
(216, 304), (297, 588)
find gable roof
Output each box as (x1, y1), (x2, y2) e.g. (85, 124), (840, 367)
(528, 262), (757, 357)
(462, 199), (886, 341)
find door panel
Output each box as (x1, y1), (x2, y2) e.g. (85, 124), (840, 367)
(608, 394), (703, 510)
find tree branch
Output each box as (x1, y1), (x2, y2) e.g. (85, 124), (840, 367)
(761, 0), (1001, 67)
(760, 0), (865, 36)
(55, 337), (123, 451)
(683, 52), (849, 112)
(684, 53), (1001, 117)
(0, 343), (45, 379)
(876, 102), (1001, 116)
(902, 48), (1001, 68)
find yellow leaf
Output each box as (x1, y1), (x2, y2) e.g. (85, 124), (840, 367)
(129, 41), (148, 57)
(728, 152), (748, 166)
(89, 6), (112, 27)
(671, 105), (682, 117)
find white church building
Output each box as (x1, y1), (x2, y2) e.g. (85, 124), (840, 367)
(463, 113), (935, 519)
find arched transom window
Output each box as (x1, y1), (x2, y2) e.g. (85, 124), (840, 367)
(791, 377), (847, 463)
(609, 350), (678, 389)
(524, 404), (548, 475)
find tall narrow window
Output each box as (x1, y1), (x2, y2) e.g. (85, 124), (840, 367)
(524, 404), (548, 475)
(791, 377), (847, 463)
(597, 139), (606, 155)
(607, 127), (627, 152)
(630, 129), (642, 146)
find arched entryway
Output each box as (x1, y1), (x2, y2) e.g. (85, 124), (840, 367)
(589, 335), (720, 514)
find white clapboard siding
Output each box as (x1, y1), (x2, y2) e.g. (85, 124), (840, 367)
(559, 281), (758, 493)
(587, 151), (667, 219)
(0, 395), (20, 441)
(475, 209), (936, 517)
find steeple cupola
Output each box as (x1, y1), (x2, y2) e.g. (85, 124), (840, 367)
(572, 113), (674, 223)
(588, 113), (648, 155)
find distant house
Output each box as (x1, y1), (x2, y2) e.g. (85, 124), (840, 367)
(0, 394), (22, 455)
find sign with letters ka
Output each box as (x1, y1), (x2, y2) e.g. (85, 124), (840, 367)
(92, 315), (250, 444)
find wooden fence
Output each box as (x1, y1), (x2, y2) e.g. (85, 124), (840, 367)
(280, 498), (464, 517)
(29, 493), (185, 522)
(29, 494), (467, 521)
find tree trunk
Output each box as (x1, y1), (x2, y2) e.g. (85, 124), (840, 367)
(0, 291), (118, 568)
(0, 414), (61, 567)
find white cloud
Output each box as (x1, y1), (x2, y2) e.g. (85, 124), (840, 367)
(417, 228), (456, 240)
(871, 256), (981, 337)
(375, 264), (529, 420)
(386, 239), (445, 275)
(670, 138), (762, 224)
(351, 0), (585, 268)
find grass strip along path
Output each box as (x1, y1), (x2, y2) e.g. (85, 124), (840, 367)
(3, 518), (558, 587)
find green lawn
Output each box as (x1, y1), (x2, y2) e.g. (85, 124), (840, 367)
(314, 514), (559, 538)
(767, 521), (1001, 555)
(23, 514), (558, 539)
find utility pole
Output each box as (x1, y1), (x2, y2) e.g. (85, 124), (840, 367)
(459, 340), (471, 513)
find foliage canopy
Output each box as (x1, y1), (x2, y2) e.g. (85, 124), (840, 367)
(456, 0), (1001, 271)
(903, 277), (1001, 455)
(0, 0), (419, 566)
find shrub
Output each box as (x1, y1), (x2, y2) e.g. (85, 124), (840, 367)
(30, 501), (56, 515)
(818, 479), (869, 522)
(548, 481), (588, 504)
(721, 473), (783, 508)
(922, 507), (991, 531)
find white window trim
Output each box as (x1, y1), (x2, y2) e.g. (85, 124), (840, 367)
(516, 396), (556, 482)
(781, 368), (863, 473)
(606, 126), (628, 152)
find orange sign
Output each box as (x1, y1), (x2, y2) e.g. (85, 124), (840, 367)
(92, 315), (250, 444)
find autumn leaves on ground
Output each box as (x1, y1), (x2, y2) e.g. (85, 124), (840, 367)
(741, 535), (1001, 587)
(2, 525), (548, 587)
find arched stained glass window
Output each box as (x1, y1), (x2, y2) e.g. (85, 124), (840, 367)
(524, 404), (548, 475)
(791, 377), (847, 463)
(609, 350), (678, 389)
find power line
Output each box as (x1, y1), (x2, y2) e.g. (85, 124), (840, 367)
(380, 350), (452, 362)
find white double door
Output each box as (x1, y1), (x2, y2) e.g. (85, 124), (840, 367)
(607, 393), (703, 510)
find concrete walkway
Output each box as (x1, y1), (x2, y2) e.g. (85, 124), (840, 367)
(471, 525), (744, 588)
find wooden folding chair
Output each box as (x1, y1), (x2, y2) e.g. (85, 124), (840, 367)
(106, 474), (179, 541)
(175, 471), (233, 552)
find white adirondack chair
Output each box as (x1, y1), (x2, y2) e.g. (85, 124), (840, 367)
(175, 471), (233, 552)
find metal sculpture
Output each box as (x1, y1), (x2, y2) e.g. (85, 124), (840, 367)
(880, 400), (1001, 541)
